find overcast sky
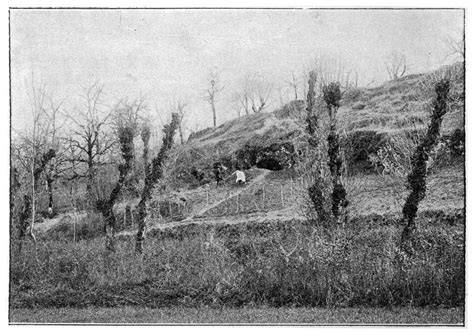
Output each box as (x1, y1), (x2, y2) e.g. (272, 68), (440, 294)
(10, 9), (464, 134)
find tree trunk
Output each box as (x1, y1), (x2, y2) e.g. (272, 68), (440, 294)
(99, 201), (116, 252)
(87, 146), (94, 194)
(135, 113), (179, 254)
(124, 204), (133, 227)
(212, 101), (217, 127)
(46, 175), (54, 213)
(178, 124), (184, 145)
(135, 199), (147, 254)
(401, 79), (450, 251)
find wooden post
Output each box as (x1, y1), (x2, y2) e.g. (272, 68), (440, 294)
(236, 194), (239, 213)
(206, 189), (210, 205)
(226, 192), (229, 215)
(290, 177), (294, 198)
(125, 204), (132, 227)
(280, 183), (284, 207)
(262, 184), (265, 209)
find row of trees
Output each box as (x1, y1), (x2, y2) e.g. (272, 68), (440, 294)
(11, 79), (182, 254)
(11, 40), (462, 256)
(303, 66), (456, 252)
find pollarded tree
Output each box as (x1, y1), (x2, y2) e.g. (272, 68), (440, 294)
(135, 113), (180, 254)
(305, 71), (331, 223)
(322, 82), (348, 220)
(401, 78), (451, 252)
(96, 104), (139, 252)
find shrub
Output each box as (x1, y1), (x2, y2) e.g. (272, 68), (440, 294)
(341, 130), (388, 174)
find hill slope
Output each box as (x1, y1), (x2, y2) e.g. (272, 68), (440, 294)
(177, 62), (464, 179)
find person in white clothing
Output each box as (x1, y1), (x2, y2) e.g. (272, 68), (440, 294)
(235, 169), (246, 184)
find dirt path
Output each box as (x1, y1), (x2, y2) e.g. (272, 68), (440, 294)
(34, 211), (88, 233)
(117, 206), (305, 237)
(192, 169), (270, 218)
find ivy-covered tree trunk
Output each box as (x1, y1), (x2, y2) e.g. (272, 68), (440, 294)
(97, 125), (136, 252)
(401, 79), (450, 250)
(136, 113), (179, 254)
(306, 71), (330, 223)
(141, 125), (151, 178)
(323, 83), (348, 220)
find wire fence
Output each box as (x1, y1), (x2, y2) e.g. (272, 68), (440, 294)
(147, 176), (312, 221)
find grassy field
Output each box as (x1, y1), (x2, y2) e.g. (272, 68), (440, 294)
(10, 306), (464, 324)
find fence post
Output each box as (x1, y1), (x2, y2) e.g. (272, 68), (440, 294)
(262, 184), (265, 209)
(226, 191), (229, 215)
(290, 177), (294, 198)
(280, 183), (284, 207)
(236, 194), (239, 213)
(206, 188), (210, 206)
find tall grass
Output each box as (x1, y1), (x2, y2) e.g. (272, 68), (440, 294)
(10, 216), (464, 309)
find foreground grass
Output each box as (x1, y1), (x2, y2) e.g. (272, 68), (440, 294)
(10, 306), (463, 324)
(11, 215), (464, 310)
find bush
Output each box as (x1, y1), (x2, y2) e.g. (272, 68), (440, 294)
(234, 140), (297, 171)
(342, 131), (388, 174)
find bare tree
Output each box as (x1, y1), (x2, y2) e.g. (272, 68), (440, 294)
(236, 79), (251, 116)
(42, 95), (70, 216)
(66, 81), (115, 197)
(250, 81), (272, 113)
(175, 100), (187, 145)
(236, 75), (273, 114)
(13, 79), (57, 256)
(287, 71), (299, 101)
(231, 94), (243, 118)
(445, 35), (465, 61)
(384, 51), (408, 80)
(204, 69), (224, 127)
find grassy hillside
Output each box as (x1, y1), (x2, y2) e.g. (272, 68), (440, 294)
(177, 62), (464, 179)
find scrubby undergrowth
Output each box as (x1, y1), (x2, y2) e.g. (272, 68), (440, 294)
(10, 214), (464, 310)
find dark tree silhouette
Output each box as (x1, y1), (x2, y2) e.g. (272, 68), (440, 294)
(322, 82), (348, 220)
(401, 79), (450, 251)
(135, 113), (180, 254)
(96, 113), (138, 252)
